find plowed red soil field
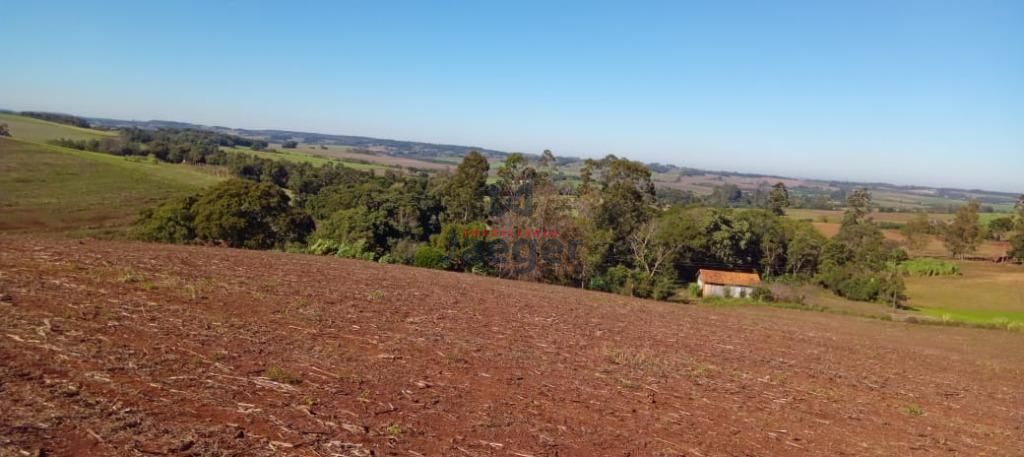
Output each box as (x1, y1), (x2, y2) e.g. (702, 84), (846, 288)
(1, 236), (1022, 456)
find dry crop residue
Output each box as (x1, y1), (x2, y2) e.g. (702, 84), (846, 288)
(1, 236), (1022, 456)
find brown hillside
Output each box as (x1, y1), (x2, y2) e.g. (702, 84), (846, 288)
(1, 236), (1021, 456)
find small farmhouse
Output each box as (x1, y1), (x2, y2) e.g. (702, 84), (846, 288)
(697, 269), (761, 298)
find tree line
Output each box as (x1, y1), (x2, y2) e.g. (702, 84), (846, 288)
(20, 111), (92, 128)
(899, 200), (1024, 260)
(46, 126), (1022, 304)
(50, 128), (266, 164)
(140, 147), (1024, 307)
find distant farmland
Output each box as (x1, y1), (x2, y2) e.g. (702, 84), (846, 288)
(786, 208), (1011, 259)
(221, 146), (385, 171)
(0, 137), (222, 234)
(222, 144), (454, 174)
(906, 261), (1024, 325)
(271, 143), (457, 171)
(0, 113), (116, 143)
(787, 208), (1006, 225)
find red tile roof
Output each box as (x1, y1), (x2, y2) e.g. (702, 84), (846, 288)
(698, 269), (761, 286)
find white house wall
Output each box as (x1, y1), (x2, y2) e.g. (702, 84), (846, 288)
(701, 284), (755, 298)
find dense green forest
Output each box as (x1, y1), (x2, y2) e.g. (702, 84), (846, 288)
(48, 127), (1024, 305)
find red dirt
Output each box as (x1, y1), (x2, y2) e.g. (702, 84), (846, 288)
(1, 236), (1022, 456)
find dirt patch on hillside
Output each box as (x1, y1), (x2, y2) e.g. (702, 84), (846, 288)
(1, 236), (1022, 456)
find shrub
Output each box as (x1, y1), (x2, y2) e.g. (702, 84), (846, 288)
(751, 286), (775, 302)
(192, 179), (314, 249)
(589, 267), (676, 300)
(315, 206), (386, 253)
(264, 366), (301, 385)
(900, 258), (960, 276)
(605, 265), (634, 296)
(307, 238), (339, 255)
(138, 179), (311, 250)
(687, 282), (702, 298)
(431, 222), (491, 272)
(774, 291), (806, 305)
(390, 239), (421, 265)
(837, 275), (881, 302)
(633, 272), (676, 300)
(1008, 321), (1024, 333)
(887, 247), (910, 263)
(1009, 233), (1024, 262)
(414, 245), (449, 269)
(134, 195), (198, 243)
(904, 404), (923, 417)
(334, 239), (376, 260)
(817, 264), (905, 304)
(588, 275), (610, 292)
(307, 238), (375, 260)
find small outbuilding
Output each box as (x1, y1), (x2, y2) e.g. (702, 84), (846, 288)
(696, 269), (761, 298)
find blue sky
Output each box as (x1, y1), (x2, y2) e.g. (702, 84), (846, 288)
(2, 1), (1021, 192)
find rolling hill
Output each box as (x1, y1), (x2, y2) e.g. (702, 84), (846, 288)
(87, 117), (507, 159)
(0, 237), (1021, 456)
(0, 136), (223, 234)
(82, 114), (1020, 212)
(0, 112), (117, 143)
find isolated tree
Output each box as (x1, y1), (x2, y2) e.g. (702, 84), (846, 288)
(567, 213), (613, 288)
(1009, 196), (1024, 261)
(0, 123), (10, 137)
(1010, 235), (1024, 262)
(900, 212), (932, 252)
(834, 218), (889, 266)
(579, 155), (656, 246)
(884, 261), (905, 310)
(1014, 194), (1024, 231)
(628, 219), (680, 278)
(707, 184), (743, 207)
(818, 217), (907, 304)
(441, 151), (490, 223)
(829, 188), (893, 268)
(539, 149), (556, 168)
(987, 217), (1015, 241)
(492, 153), (540, 216)
(768, 182), (790, 216)
(941, 200), (983, 259)
(843, 188), (872, 226)
(785, 221), (825, 276)
(134, 195), (198, 243)
(754, 214), (788, 277)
